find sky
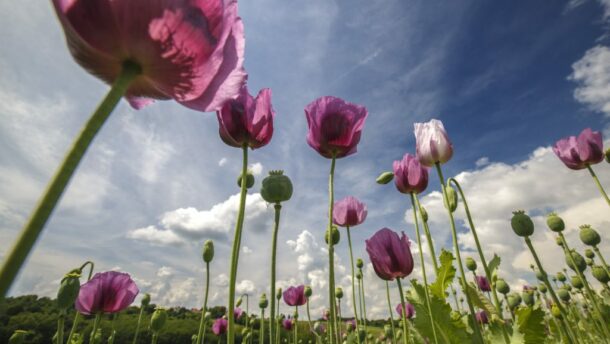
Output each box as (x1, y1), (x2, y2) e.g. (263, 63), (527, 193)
(1, 0), (610, 319)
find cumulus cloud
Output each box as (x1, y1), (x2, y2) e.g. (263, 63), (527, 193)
(249, 162), (264, 176)
(236, 280), (256, 295)
(218, 157), (228, 167)
(569, 45), (610, 117)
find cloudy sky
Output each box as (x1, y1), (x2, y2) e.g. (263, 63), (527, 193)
(1, 0), (610, 319)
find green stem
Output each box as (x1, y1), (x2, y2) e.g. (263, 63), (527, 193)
(346, 226), (361, 344)
(586, 165), (610, 208)
(90, 313), (102, 344)
(409, 193), (439, 344)
(260, 308), (265, 344)
(197, 262), (210, 344)
(327, 156), (337, 344)
(227, 145), (249, 344)
(306, 298), (319, 342)
(276, 299), (281, 344)
(0, 63), (139, 299)
(295, 306), (298, 344)
(433, 163), (483, 343)
(359, 269), (368, 341)
(593, 246), (610, 278)
(151, 333), (158, 344)
(395, 279), (409, 344)
(57, 312), (65, 344)
(385, 281), (396, 344)
(133, 306), (145, 344)
(68, 261), (95, 344)
(270, 203), (282, 344)
(503, 295), (514, 321)
(413, 195), (439, 274)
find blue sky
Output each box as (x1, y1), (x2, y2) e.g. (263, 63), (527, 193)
(1, 0), (610, 318)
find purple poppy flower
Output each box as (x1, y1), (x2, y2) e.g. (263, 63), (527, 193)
(217, 85), (275, 149)
(282, 318), (293, 331)
(553, 128), (604, 170)
(283, 285), (307, 307)
(333, 196), (368, 227)
(476, 311), (489, 324)
(52, 0), (246, 111)
(475, 275), (491, 292)
(414, 119), (454, 167)
(233, 307), (244, 320)
(305, 96), (368, 159)
(75, 271), (138, 315)
(346, 319), (356, 331)
(212, 318), (228, 335)
(395, 302), (415, 319)
(393, 153), (429, 194)
(365, 228), (414, 281)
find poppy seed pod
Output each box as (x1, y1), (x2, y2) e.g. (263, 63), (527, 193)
(585, 249), (595, 259)
(570, 276), (584, 289)
(511, 210), (534, 237)
(356, 270), (363, 280)
(150, 308), (168, 333)
(535, 270), (544, 281)
(538, 283), (547, 293)
(507, 293), (522, 309)
(566, 250), (587, 273)
(546, 213), (565, 232)
(203, 240), (215, 263)
(335, 287), (344, 299)
(325, 226), (340, 246)
(444, 185), (458, 212)
(465, 257), (477, 272)
(591, 266), (610, 284)
(557, 288), (571, 302)
(141, 293), (151, 307)
(8, 330), (27, 344)
(586, 258), (594, 266)
(376, 171), (394, 184)
(555, 236), (564, 247)
(522, 290), (534, 306)
(495, 279), (510, 295)
(356, 258), (364, 269)
(259, 294), (268, 309)
(579, 225), (601, 246)
(261, 170), (293, 203)
(57, 272), (81, 311)
(237, 172), (255, 189)
(304, 286), (312, 298)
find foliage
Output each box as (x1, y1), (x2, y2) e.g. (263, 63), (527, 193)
(429, 249), (456, 301)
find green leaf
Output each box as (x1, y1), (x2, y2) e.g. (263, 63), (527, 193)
(487, 254), (501, 282)
(515, 306), (546, 344)
(430, 249), (456, 300)
(464, 282), (498, 316)
(407, 280), (471, 344)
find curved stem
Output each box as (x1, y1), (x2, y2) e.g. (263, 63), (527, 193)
(68, 261), (96, 344)
(270, 203), (282, 344)
(586, 165), (610, 208)
(395, 279), (409, 344)
(227, 145), (249, 344)
(346, 226), (361, 344)
(0, 63), (139, 298)
(197, 262), (210, 344)
(409, 193), (439, 344)
(433, 163), (483, 343)
(385, 281), (396, 344)
(327, 156), (337, 344)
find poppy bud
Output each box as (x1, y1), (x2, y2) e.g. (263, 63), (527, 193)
(57, 272), (81, 311)
(566, 250), (587, 273)
(237, 172), (255, 189)
(465, 257), (477, 272)
(325, 226), (340, 246)
(605, 148), (610, 163)
(150, 308), (168, 333)
(261, 170), (293, 203)
(546, 213), (565, 232)
(304, 286), (312, 298)
(376, 171), (394, 184)
(586, 258), (594, 266)
(444, 186), (458, 212)
(276, 288), (282, 300)
(551, 304), (562, 318)
(356, 271), (363, 280)
(259, 294), (268, 309)
(507, 293), (522, 309)
(236, 297), (243, 308)
(511, 210), (534, 237)
(579, 225), (601, 246)
(583, 250), (595, 260)
(495, 279), (510, 294)
(592, 266), (610, 284)
(356, 258), (364, 269)
(141, 293), (151, 307)
(335, 287), (343, 299)
(557, 288), (571, 302)
(538, 283), (547, 293)
(522, 291), (534, 306)
(570, 276), (584, 289)
(8, 330), (27, 344)
(555, 236), (563, 246)
(535, 270), (544, 281)
(203, 240), (214, 263)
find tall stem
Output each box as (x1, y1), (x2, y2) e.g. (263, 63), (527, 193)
(433, 163), (483, 342)
(197, 262), (210, 344)
(448, 178), (510, 343)
(409, 193), (439, 344)
(260, 309), (265, 344)
(327, 156), (337, 344)
(90, 313), (102, 344)
(270, 203), (282, 344)
(395, 279), (409, 344)
(385, 281), (396, 344)
(413, 195), (439, 274)
(227, 145), (249, 344)
(133, 306), (145, 344)
(346, 226), (361, 344)
(276, 300), (281, 344)
(586, 165), (610, 208)
(67, 261), (95, 344)
(359, 269), (368, 340)
(57, 312), (65, 344)
(295, 306), (298, 344)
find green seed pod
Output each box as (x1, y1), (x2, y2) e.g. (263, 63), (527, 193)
(420, 206), (429, 222)
(570, 276), (584, 290)
(511, 210), (534, 237)
(507, 293), (522, 309)
(202, 240), (214, 263)
(259, 294), (268, 309)
(551, 304), (562, 319)
(557, 272), (566, 282)
(538, 283), (547, 293)
(237, 172), (255, 189)
(535, 270), (544, 282)
(557, 288), (571, 302)
(150, 308), (168, 333)
(376, 171), (394, 184)
(555, 236), (563, 247)
(8, 330), (27, 344)
(141, 293), (151, 307)
(465, 257), (477, 272)
(325, 226), (340, 246)
(495, 279), (510, 294)
(444, 186), (458, 212)
(356, 258), (364, 269)
(57, 272), (81, 311)
(335, 287), (343, 299)
(566, 250), (587, 273)
(260, 170), (293, 203)
(356, 270), (363, 280)
(591, 265), (610, 284)
(304, 286), (312, 298)
(276, 288), (282, 300)
(585, 249), (595, 259)
(545, 213), (565, 232)
(522, 291), (534, 306)
(586, 258), (594, 266)
(579, 225), (601, 247)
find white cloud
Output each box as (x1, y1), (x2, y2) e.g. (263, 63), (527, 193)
(475, 157), (490, 168)
(569, 45), (610, 117)
(218, 157), (228, 167)
(157, 266), (175, 278)
(127, 225), (186, 246)
(249, 162), (263, 176)
(236, 280), (256, 295)
(242, 246), (253, 254)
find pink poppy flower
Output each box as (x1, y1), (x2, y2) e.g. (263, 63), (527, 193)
(393, 153), (429, 194)
(332, 196), (367, 227)
(414, 119), (453, 167)
(75, 271), (138, 315)
(283, 285), (307, 307)
(553, 128), (604, 170)
(365, 228), (414, 281)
